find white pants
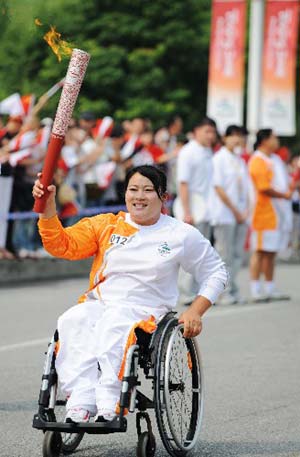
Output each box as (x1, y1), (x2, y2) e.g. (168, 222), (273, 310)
(56, 299), (166, 414)
(213, 223), (248, 296)
(0, 176), (13, 248)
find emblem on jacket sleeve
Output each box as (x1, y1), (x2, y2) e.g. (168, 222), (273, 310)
(158, 242), (171, 257)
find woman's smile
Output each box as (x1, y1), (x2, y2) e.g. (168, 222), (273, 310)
(132, 202), (148, 209)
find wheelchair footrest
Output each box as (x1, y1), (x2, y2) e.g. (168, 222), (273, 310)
(32, 413), (127, 434)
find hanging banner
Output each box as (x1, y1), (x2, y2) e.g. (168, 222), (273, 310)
(207, 0), (246, 133)
(261, 0), (299, 136)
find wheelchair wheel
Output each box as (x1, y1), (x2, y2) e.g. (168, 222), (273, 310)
(154, 319), (204, 457)
(42, 431), (62, 457)
(61, 431), (84, 454)
(136, 431), (156, 457)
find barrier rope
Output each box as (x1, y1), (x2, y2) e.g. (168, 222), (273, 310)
(3, 200), (174, 221)
(3, 204), (127, 221)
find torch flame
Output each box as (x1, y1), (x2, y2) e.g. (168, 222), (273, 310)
(43, 25), (73, 62)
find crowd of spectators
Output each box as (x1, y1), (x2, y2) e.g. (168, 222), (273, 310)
(0, 110), (299, 282)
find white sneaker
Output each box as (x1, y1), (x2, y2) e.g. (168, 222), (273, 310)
(95, 408), (116, 422)
(232, 293), (247, 305)
(95, 414), (117, 423)
(251, 292), (269, 303)
(267, 290), (290, 301)
(218, 294), (238, 305)
(18, 248), (30, 259)
(65, 408), (91, 424)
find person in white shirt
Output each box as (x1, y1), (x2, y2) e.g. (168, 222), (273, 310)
(209, 125), (250, 304)
(33, 165), (228, 424)
(155, 115), (184, 194)
(175, 117), (217, 305)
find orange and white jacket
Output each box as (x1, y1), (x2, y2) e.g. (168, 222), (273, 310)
(38, 212), (228, 308)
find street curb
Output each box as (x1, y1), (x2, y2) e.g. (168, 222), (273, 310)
(0, 258), (92, 286)
(0, 256), (298, 287)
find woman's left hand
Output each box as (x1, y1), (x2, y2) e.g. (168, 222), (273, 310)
(178, 308), (202, 338)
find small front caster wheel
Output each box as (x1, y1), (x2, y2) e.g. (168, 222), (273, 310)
(136, 431), (156, 457)
(61, 431), (84, 454)
(42, 431), (62, 457)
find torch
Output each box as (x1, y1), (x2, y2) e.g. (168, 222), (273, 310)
(33, 48), (90, 213)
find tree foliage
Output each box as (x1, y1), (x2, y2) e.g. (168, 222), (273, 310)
(1, 0), (299, 150)
(0, 0), (211, 128)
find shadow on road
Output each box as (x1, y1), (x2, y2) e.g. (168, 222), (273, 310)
(198, 440), (300, 456)
(51, 439), (300, 457)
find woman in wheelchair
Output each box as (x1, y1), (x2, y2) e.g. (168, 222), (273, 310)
(32, 164), (228, 455)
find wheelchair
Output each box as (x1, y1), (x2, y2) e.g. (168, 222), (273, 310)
(32, 312), (204, 457)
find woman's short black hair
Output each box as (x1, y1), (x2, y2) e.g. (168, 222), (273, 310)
(224, 125), (243, 137)
(254, 128), (273, 150)
(193, 116), (216, 131)
(124, 165), (167, 200)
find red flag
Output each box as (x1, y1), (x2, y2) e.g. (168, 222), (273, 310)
(260, 0), (299, 136)
(207, 0), (247, 133)
(92, 116), (114, 139)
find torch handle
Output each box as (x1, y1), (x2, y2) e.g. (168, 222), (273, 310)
(33, 135), (64, 213)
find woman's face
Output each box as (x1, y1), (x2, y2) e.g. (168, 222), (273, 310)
(125, 173), (163, 226)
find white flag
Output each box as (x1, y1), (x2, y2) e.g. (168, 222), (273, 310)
(0, 93), (25, 116)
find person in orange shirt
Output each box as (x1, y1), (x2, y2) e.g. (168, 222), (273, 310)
(248, 129), (293, 301)
(32, 165), (228, 424)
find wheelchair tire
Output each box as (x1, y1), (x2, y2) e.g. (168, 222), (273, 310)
(42, 431), (62, 457)
(136, 431), (156, 457)
(61, 431), (84, 454)
(154, 319), (204, 457)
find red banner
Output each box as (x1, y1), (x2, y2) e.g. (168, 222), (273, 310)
(261, 0), (299, 136)
(207, 0), (246, 133)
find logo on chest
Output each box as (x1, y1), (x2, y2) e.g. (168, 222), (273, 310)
(110, 233), (130, 246)
(158, 241), (171, 257)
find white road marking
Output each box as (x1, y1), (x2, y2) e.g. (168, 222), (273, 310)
(0, 300), (292, 353)
(0, 337), (49, 353)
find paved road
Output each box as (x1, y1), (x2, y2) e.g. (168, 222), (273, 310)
(0, 264), (299, 457)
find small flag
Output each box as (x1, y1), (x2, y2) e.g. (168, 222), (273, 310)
(92, 116), (114, 139)
(0, 93), (25, 116)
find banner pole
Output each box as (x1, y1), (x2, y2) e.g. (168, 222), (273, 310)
(246, 0), (264, 150)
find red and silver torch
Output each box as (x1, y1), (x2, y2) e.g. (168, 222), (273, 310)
(33, 48), (90, 213)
